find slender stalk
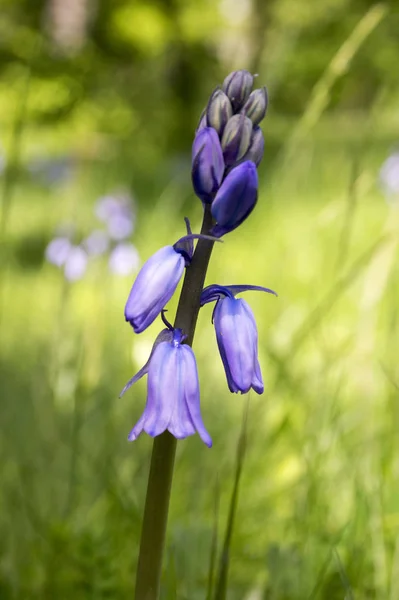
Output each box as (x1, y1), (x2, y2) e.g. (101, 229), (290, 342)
(134, 206), (215, 599)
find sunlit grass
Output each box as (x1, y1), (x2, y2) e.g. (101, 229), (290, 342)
(1, 120), (399, 599)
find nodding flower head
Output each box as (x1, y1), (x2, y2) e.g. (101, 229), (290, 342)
(124, 220), (220, 333)
(120, 319), (212, 447)
(201, 284), (277, 395)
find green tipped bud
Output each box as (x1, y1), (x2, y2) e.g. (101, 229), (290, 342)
(222, 70), (254, 112)
(241, 87), (268, 126)
(221, 114), (253, 166)
(206, 89), (233, 136)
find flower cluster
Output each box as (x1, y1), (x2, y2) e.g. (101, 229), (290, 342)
(45, 192), (139, 281)
(121, 70), (275, 447)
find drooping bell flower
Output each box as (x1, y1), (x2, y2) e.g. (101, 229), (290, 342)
(200, 284), (277, 394)
(192, 127), (225, 204)
(211, 161), (258, 237)
(125, 220), (219, 333)
(120, 316), (212, 447)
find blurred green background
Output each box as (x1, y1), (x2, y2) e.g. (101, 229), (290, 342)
(1, 0), (399, 598)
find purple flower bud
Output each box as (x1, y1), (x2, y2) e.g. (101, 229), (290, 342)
(122, 328), (212, 447)
(211, 161), (258, 237)
(239, 126), (264, 167)
(240, 87), (268, 126)
(124, 246), (185, 333)
(222, 70), (254, 111)
(213, 295), (263, 394)
(221, 114), (253, 167)
(64, 246), (88, 281)
(192, 127), (225, 203)
(206, 89), (233, 136)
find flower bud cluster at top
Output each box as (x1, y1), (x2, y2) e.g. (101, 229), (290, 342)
(192, 70), (268, 237)
(121, 70), (276, 447)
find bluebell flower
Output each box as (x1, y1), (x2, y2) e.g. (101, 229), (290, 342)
(201, 284), (277, 394)
(192, 127), (225, 203)
(120, 322), (212, 447)
(211, 161), (258, 237)
(125, 222), (219, 333)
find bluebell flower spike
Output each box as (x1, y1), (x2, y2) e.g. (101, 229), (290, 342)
(200, 284), (277, 395)
(122, 327), (212, 446)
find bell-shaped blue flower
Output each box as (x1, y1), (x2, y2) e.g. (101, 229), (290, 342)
(211, 161), (258, 237)
(125, 245), (185, 333)
(200, 284), (277, 395)
(125, 221), (219, 333)
(192, 127), (225, 204)
(120, 324), (212, 447)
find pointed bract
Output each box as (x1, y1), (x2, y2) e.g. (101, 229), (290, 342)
(124, 246), (185, 333)
(211, 161), (258, 237)
(192, 127), (225, 204)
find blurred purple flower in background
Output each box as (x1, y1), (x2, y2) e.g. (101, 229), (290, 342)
(64, 246), (88, 281)
(83, 230), (110, 256)
(45, 190), (139, 281)
(109, 243), (140, 276)
(380, 151), (399, 202)
(45, 236), (73, 267)
(95, 193), (135, 240)
(28, 156), (76, 186)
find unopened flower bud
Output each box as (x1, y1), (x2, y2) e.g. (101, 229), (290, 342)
(240, 87), (268, 126)
(222, 69), (253, 111)
(206, 89), (233, 136)
(192, 127), (225, 203)
(241, 126), (264, 167)
(221, 114), (253, 167)
(211, 160), (258, 237)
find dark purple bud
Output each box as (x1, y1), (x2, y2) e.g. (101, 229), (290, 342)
(192, 127), (225, 203)
(240, 126), (264, 167)
(221, 114), (253, 167)
(222, 69), (254, 111)
(196, 109), (207, 132)
(240, 87), (268, 125)
(206, 89), (233, 136)
(211, 161), (258, 237)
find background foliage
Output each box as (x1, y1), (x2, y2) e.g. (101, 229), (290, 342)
(1, 0), (399, 598)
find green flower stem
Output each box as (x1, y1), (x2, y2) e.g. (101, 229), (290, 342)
(134, 206), (215, 599)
